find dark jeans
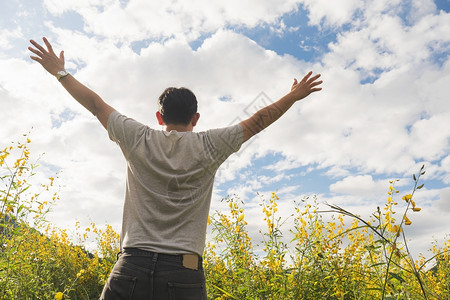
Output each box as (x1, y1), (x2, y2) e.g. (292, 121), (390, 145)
(100, 248), (207, 300)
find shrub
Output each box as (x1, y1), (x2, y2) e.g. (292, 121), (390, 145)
(205, 168), (449, 299)
(0, 137), (118, 299)
(1, 137), (448, 299)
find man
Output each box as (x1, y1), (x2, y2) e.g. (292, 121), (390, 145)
(29, 37), (322, 299)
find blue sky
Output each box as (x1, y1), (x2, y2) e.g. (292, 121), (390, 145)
(1, 0), (449, 258)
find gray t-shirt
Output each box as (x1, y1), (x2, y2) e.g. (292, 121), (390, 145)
(107, 111), (244, 256)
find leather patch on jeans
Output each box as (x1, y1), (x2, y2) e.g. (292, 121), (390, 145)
(182, 254), (199, 270)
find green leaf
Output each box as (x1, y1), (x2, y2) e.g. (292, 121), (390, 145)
(413, 174), (417, 181)
(235, 268), (246, 275)
(417, 184), (424, 189)
(388, 271), (405, 283)
(212, 284), (237, 299)
(369, 262), (386, 268)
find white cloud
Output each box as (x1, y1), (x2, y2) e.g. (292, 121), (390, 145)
(243, 3), (450, 179)
(330, 175), (389, 196)
(300, 0), (365, 27)
(300, 0), (441, 29)
(436, 187), (450, 211)
(440, 155), (450, 184)
(265, 158), (303, 171)
(408, 0), (437, 21)
(0, 28), (23, 51)
(43, 0), (301, 42)
(409, 113), (450, 161)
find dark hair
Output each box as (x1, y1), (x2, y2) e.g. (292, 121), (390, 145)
(158, 87), (198, 125)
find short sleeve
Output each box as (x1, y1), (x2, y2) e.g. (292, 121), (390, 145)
(205, 124), (244, 161)
(107, 111), (148, 158)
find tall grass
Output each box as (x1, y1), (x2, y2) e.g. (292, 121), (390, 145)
(1, 137), (449, 299)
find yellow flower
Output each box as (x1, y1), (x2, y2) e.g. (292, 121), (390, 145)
(5, 206), (14, 214)
(55, 292), (63, 300)
(237, 214), (245, 223)
(412, 207), (421, 212)
(390, 224), (401, 234)
(402, 194), (412, 202)
(404, 215), (412, 225)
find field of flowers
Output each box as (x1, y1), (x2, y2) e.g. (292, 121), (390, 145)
(1, 137), (449, 299)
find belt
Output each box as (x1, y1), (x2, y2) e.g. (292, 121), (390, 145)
(122, 248), (200, 270)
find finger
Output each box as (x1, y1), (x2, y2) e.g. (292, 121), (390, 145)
(291, 78), (298, 91)
(301, 71), (313, 83)
(30, 39), (47, 54)
(310, 80), (323, 88)
(42, 37), (55, 54)
(307, 74), (321, 84)
(59, 50), (64, 61)
(28, 46), (44, 58)
(30, 55), (42, 63)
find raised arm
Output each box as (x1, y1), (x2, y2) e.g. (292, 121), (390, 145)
(28, 37), (114, 129)
(239, 71), (322, 142)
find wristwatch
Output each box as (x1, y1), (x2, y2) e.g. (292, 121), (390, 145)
(56, 70), (69, 81)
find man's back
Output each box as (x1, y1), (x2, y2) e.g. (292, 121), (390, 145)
(108, 111), (243, 256)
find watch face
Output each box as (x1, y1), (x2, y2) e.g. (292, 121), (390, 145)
(57, 70), (68, 80)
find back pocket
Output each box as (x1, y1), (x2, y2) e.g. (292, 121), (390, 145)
(101, 274), (136, 300)
(168, 282), (205, 300)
